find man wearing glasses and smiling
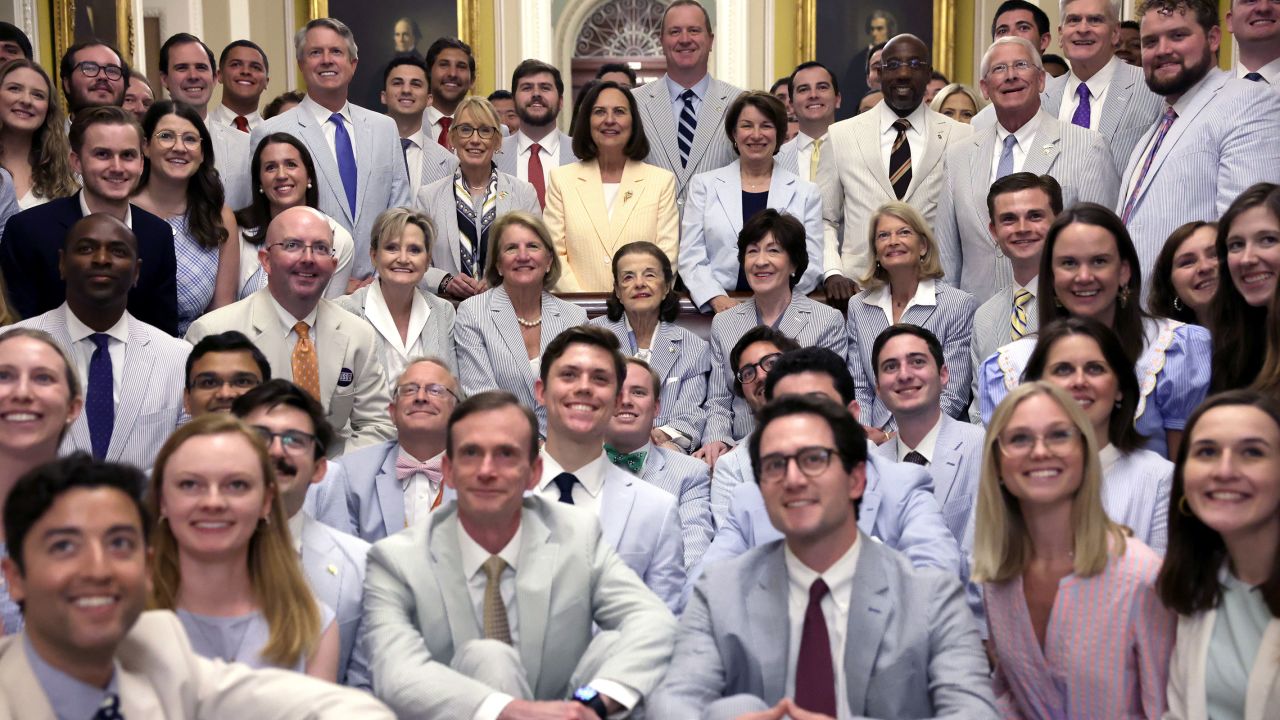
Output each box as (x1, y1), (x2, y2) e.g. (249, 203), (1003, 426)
(57, 40), (129, 123)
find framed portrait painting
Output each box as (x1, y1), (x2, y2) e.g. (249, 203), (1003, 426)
(52, 0), (136, 87)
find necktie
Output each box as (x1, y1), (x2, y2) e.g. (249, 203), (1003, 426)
(396, 454), (444, 510)
(794, 578), (837, 716)
(482, 555), (513, 644)
(1122, 106), (1177, 223)
(605, 444), (647, 474)
(1071, 82), (1091, 128)
(808, 136), (823, 181)
(233, 115), (250, 133)
(996, 133), (1018, 180)
(93, 693), (124, 720)
(400, 136), (413, 175)
(528, 142), (546, 208)
(903, 450), (928, 466)
(437, 116), (452, 149)
(1011, 288), (1032, 340)
(552, 472), (578, 504)
(86, 334), (113, 460)
(677, 89), (697, 168)
(291, 321), (321, 401)
(889, 118), (912, 200)
(1244, 72), (1265, 83)
(329, 113), (357, 215)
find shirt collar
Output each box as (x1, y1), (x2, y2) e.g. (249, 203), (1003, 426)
(897, 415), (943, 464)
(784, 532), (861, 614)
(459, 517), (523, 579)
(288, 511), (305, 557)
(1067, 56), (1120, 99)
(795, 130), (825, 151)
(877, 100), (927, 136)
(301, 94), (351, 126)
(267, 292), (320, 334)
(64, 304), (130, 345)
(996, 111), (1041, 149)
(24, 633), (120, 720)
(517, 130), (559, 156)
(1099, 442), (1122, 470)
(665, 73), (711, 103)
(77, 191), (133, 229)
(1017, 276), (1039, 297)
(862, 277), (938, 312)
(1238, 56), (1280, 85)
(537, 449), (608, 499)
(426, 105), (450, 127)
(404, 128), (428, 149)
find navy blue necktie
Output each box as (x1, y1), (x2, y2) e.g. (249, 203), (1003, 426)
(677, 89), (697, 168)
(330, 113), (357, 216)
(552, 472), (578, 504)
(1244, 72), (1265, 83)
(93, 693), (124, 719)
(86, 333), (114, 460)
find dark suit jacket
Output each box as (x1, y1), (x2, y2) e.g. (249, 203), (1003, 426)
(0, 194), (178, 335)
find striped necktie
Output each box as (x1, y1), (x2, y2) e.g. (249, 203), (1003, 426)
(1122, 106), (1177, 223)
(889, 118), (912, 199)
(677, 89), (697, 168)
(1011, 288), (1032, 341)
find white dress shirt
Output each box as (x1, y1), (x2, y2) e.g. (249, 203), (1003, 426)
(992, 112), (1041, 180)
(300, 95), (356, 171)
(267, 293), (320, 355)
(793, 131), (826, 183)
(896, 415), (942, 465)
(208, 103), (263, 131)
(425, 105), (453, 146)
(783, 537), (862, 720)
(65, 305), (129, 404)
(537, 450), (608, 515)
(877, 101), (929, 170)
(1059, 57), (1119, 129)
(402, 128), (430, 198)
(399, 446), (444, 527)
(863, 277), (938, 325)
(515, 131), (560, 189)
(78, 191), (134, 229)
(1236, 56), (1280, 90)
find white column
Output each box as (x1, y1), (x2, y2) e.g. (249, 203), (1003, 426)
(227, 0), (250, 41)
(714, 0), (749, 88)
(520, 0), (553, 62)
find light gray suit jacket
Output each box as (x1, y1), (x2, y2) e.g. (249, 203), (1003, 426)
(454, 286), (588, 436)
(413, 135), (459, 190)
(637, 444), (714, 570)
(596, 460), (687, 613)
(873, 415), (985, 544)
(252, 101), (412, 278)
(633, 75), (743, 204)
(14, 306), (189, 470)
(649, 534), (997, 719)
(210, 121), (252, 212)
(184, 291), (394, 456)
(1040, 60), (1164, 175)
(361, 496), (677, 717)
(413, 170), (541, 291)
(969, 286), (1039, 424)
(334, 283), (458, 381)
(309, 440), (456, 542)
(935, 109), (1120, 303)
(818, 104), (973, 281)
(678, 161), (824, 307)
(297, 513), (372, 689)
(493, 130), (577, 176)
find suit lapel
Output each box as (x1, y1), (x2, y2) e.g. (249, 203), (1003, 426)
(428, 512), (482, 646)
(492, 287), (534, 384)
(539, 295), (575, 355)
(515, 505), (555, 685)
(296, 112), (353, 226)
(908, 111), (950, 199)
(712, 168), (743, 234)
(572, 163), (613, 250)
(607, 162), (647, 246)
(1137, 71), (1225, 206)
(375, 445), (407, 532)
(1041, 72), (1067, 116)
(857, 455), (885, 537)
(1246, 619), (1280, 720)
(107, 322), (156, 461)
(1098, 65), (1137, 138)
(1021, 111), (1062, 176)
(350, 109), (373, 222)
(766, 170), (797, 214)
(638, 83), (681, 173)
(435, 186), (463, 273)
(47, 309), (93, 453)
(843, 538), (893, 712)
(646, 323), (681, 382)
(315, 303), (349, 411)
(778, 297), (813, 339)
(299, 517), (341, 605)
(600, 466), (636, 550)
(898, 300), (937, 328)
(967, 131), (998, 232)
(684, 80), (733, 185)
(856, 116), (895, 198)
(931, 417), (964, 507)
(749, 546), (791, 703)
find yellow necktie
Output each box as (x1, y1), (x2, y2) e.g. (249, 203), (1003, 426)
(482, 555), (512, 644)
(1011, 289), (1032, 341)
(291, 321), (321, 400)
(809, 136), (824, 181)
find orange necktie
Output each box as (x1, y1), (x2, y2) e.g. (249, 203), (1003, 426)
(291, 321), (321, 400)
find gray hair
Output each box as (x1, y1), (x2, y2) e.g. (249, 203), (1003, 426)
(294, 18), (359, 62)
(396, 356), (460, 397)
(1058, 0), (1122, 23)
(980, 37), (1044, 79)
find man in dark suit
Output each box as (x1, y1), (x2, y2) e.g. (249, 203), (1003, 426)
(0, 106), (178, 335)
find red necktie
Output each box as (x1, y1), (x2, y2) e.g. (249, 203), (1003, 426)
(794, 578), (837, 715)
(233, 115), (249, 133)
(437, 117), (452, 150)
(528, 142), (546, 208)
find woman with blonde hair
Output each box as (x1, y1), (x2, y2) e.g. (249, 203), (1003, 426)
(147, 413), (338, 679)
(0, 58), (77, 208)
(975, 381), (1174, 719)
(844, 201), (975, 435)
(929, 82), (984, 124)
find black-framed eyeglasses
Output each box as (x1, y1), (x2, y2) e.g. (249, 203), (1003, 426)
(267, 239), (336, 257)
(736, 352), (782, 384)
(758, 446), (838, 483)
(881, 59), (929, 72)
(189, 373), (262, 392)
(250, 425), (322, 454)
(76, 61), (124, 80)
(395, 382), (460, 401)
(454, 124), (498, 139)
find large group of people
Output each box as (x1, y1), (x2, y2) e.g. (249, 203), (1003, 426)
(0, 0), (1278, 717)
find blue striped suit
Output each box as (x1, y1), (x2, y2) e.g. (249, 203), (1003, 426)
(1100, 445), (1173, 554)
(633, 75), (743, 205)
(873, 415), (985, 544)
(637, 444), (714, 569)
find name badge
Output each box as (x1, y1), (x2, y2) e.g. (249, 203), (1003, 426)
(338, 368), (354, 387)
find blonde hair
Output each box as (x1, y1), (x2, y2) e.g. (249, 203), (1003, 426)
(929, 82), (985, 115)
(0, 59), (78, 202)
(972, 381), (1127, 583)
(859, 202), (945, 290)
(146, 414), (321, 669)
(484, 210), (562, 289)
(450, 96), (503, 151)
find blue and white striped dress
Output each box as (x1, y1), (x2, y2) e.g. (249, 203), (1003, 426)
(0, 542), (20, 635)
(169, 214), (220, 335)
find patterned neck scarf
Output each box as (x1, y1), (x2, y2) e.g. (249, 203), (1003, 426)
(453, 164), (499, 278)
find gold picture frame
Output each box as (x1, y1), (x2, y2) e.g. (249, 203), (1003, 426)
(303, 0), (477, 48)
(52, 0), (136, 69)
(797, 0), (955, 80)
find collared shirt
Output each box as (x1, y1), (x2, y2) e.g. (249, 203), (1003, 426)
(783, 536), (862, 720)
(537, 450), (608, 516)
(877, 101), (929, 171)
(425, 105), (453, 146)
(896, 415), (942, 465)
(64, 304), (129, 404)
(399, 445), (445, 527)
(793, 130), (827, 183)
(266, 293), (320, 355)
(1126, 69), (1216, 198)
(208, 103), (263, 131)
(862, 277), (938, 325)
(666, 73), (711, 125)
(1059, 57), (1119, 129)
(300, 94), (355, 170)
(25, 633), (120, 720)
(514, 131), (560, 189)
(401, 128), (429, 198)
(288, 510), (306, 557)
(1236, 55), (1280, 89)
(78, 191), (134, 229)
(992, 112), (1042, 180)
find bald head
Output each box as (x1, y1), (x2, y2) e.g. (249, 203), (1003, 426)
(260, 205), (337, 313)
(60, 213), (140, 317)
(881, 34), (932, 114)
(64, 213), (136, 253)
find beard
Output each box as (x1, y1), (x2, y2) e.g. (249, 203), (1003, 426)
(1145, 47), (1213, 98)
(516, 99), (560, 128)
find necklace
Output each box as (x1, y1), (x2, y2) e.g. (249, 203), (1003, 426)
(516, 314), (542, 328)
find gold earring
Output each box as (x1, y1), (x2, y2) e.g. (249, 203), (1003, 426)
(1178, 496), (1193, 517)
(1118, 285), (1131, 308)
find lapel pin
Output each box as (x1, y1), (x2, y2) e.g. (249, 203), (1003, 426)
(936, 131), (943, 140)
(624, 190), (633, 202)
(498, 191), (509, 200)
(327, 564), (338, 576)
(1042, 144), (1054, 154)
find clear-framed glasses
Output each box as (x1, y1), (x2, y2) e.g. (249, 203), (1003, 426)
(189, 373), (261, 392)
(76, 61), (123, 80)
(250, 426), (321, 455)
(151, 130), (202, 150)
(395, 382), (460, 401)
(454, 124), (498, 140)
(735, 352), (782, 384)
(267, 239), (336, 257)
(997, 426), (1080, 458)
(881, 59), (929, 72)
(758, 446), (839, 483)
(988, 60), (1036, 77)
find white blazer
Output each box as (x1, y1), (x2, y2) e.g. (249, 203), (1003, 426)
(334, 281), (458, 387)
(1165, 612), (1280, 720)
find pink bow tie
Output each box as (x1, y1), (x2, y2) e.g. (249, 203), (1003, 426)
(396, 454), (443, 485)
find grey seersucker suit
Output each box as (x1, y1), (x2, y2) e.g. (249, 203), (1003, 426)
(633, 75), (743, 205)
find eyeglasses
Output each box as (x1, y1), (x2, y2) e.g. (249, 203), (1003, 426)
(875, 226), (918, 242)
(758, 446), (838, 483)
(189, 373), (261, 392)
(267, 239), (336, 257)
(76, 61), (124, 80)
(250, 425), (321, 454)
(454, 124), (498, 140)
(987, 60), (1036, 77)
(735, 352), (782, 384)
(395, 382), (460, 401)
(151, 130), (201, 150)
(997, 427), (1080, 458)
(881, 59), (929, 72)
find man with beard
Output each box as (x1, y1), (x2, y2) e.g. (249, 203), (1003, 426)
(423, 37), (475, 150)
(182, 330), (270, 416)
(57, 40), (128, 122)
(232, 380), (372, 689)
(494, 59), (577, 209)
(382, 56), (458, 200)
(1229, 0), (1280, 90)
(1120, 0), (1280, 283)
(818, 35), (972, 306)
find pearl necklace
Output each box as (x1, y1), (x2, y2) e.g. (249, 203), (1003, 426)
(516, 314), (542, 328)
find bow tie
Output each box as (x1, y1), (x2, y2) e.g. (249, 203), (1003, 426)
(396, 454), (443, 485)
(605, 445), (647, 474)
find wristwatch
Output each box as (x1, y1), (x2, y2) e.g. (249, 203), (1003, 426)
(437, 273), (454, 296)
(572, 686), (608, 719)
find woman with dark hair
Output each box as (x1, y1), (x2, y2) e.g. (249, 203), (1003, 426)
(1157, 390), (1280, 718)
(544, 80), (678, 292)
(678, 90), (822, 313)
(1210, 182), (1280, 391)
(1022, 317), (1173, 552)
(0, 59), (76, 208)
(132, 100), (237, 334)
(1148, 221), (1218, 327)
(695, 209), (845, 465)
(590, 241), (710, 449)
(233, 132), (353, 299)
(978, 203), (1211, 459)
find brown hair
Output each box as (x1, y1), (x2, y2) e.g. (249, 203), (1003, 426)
(723, 91), (787, 156)
(0, 59), (77, 202)
(570, 81), (650, 161)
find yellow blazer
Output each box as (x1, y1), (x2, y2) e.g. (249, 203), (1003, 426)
(544, 158), (680, 292)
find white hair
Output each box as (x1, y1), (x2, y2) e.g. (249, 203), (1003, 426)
(1058, 0), (1123, 23)
(294, 18), (359, 62)
(980, 37), (1045, 78)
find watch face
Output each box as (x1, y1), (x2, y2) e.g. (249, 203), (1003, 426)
(574, 686), (600, 702)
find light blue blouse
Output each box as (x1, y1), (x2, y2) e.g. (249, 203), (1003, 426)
(1205, 572), (1271, 720)
(178, 603), (335, 673)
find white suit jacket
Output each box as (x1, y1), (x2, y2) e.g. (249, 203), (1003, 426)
(251, 101), (412, 278)
(873, 415), (986, 544)
(1164, 611), (1280, 720)
(210, 121), (252, 212)
(494, 131), (578, 176)
(594, 460), (687, 613)
(633, 75), (743, 204)
(297, 514), (371, 688)
(184, 290), (394, 455)
(818, 104), (973, 281)
(334, 282), (459, 385)
(13, 306), (189, 471)
(0, 611), (393, 719)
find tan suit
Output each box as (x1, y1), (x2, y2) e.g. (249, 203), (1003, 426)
(1165, 611), (1280, 720)
(0, 611), (393, 720)
(543, 159), (679, 292)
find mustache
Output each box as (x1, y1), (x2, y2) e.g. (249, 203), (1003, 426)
(274, 457), (298, 477)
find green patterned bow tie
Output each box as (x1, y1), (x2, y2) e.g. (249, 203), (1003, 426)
(605, 445), (647, 474)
